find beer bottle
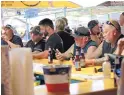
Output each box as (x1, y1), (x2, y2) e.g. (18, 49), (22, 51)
(48, 46), (53, 64)
(75, 49), (81, 71)
(80, 48), (85, 68)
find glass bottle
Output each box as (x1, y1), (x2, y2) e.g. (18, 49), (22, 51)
(48, 46), (53, 64)
(80, 48), (85, 68)
(75, 49), (81, 71)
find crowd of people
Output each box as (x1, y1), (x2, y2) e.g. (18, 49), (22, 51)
(1, 12), (124, 66)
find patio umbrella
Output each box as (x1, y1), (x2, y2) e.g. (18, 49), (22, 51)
(1, 1), (82, 41)
(1, 1), (81, 8)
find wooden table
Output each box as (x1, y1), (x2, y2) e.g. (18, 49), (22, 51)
(33, 59), (117, 95)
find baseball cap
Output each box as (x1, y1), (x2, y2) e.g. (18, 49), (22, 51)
(106, 20), (121, 32)
(88, 20), (99, 30)
(3, 24), (14, 31)
(30, 26), (43, 35)
(71, 26), (90, 37)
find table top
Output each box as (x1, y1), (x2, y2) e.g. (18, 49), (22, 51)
(33, 59), (114, 81)
(34, 78), (116, 95)
(33, 59), (117, 95)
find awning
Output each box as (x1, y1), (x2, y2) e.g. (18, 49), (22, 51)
(1, 1), (81, 8)
(97, 1), (124, 6)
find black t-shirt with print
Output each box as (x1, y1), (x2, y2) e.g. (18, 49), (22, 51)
(73, 40), (98, 56)
(1, 35), (23, 47)
(45, 33), (64, 59)
(25, 39), (45, 52)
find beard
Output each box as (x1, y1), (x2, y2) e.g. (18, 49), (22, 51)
(75, 43), (80, 48)
(105, 38), (111, 43)
(44, 31), (49, 37)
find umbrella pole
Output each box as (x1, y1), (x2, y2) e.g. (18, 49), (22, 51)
(90, 8), (93, 20)
(64, 7), (67, 17)
(108, 13), (110, 20)
(26, 18), (29, 41)
(1, 9), (4, 26)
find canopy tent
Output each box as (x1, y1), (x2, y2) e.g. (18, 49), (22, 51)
(2, 1), (124, 18)
(1, 1), (82, 41)
(2, 5), (124, 20)
(97, 1), (124, 6)
(1, 1), (82, 26)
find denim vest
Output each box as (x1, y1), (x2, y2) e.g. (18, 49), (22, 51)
(73, 40), (97, 56)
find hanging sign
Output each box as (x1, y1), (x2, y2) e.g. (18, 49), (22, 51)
(24, 8), (39, 18)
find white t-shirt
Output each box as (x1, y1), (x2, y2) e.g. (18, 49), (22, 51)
(121, 26), (124, 35)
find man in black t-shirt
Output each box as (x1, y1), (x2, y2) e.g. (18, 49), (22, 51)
(33, 18), (63, 59)
(1, 24), (23, 48)
(25, 26), (45, 53)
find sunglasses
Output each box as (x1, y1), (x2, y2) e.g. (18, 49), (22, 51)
(106, 21), (118, 31)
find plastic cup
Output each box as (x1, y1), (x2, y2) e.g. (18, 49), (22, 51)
(43, 64), (71, 92)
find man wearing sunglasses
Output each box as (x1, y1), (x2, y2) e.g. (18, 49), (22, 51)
(90, 20), (124, 60)
(88, 20), (103, 46)
(1, 24), (23, 48)
(25, 26), (45, 53)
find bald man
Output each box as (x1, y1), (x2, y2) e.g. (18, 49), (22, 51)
(91, 20), (124, 58)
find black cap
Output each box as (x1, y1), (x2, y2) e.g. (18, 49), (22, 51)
(71, 26), (90, 37)
(88, 20), (99, 30)
(30, 26), (42, 35)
